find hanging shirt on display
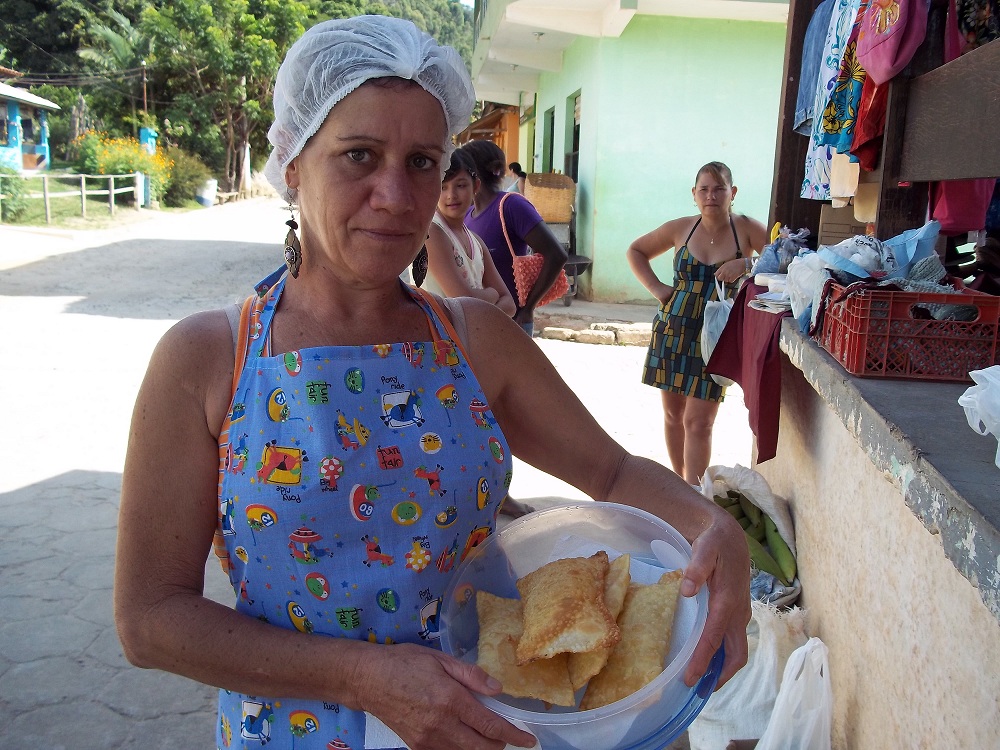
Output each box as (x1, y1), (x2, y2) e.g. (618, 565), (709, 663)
(801, 0), (863, 200)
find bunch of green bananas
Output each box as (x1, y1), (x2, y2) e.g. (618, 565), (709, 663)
(713, 490), (796, 586)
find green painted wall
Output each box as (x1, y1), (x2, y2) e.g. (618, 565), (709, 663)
(530, 15), (786, 303)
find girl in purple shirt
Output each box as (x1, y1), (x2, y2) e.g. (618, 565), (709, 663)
(461, 140), (567, 335)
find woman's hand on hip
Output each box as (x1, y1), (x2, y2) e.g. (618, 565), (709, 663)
(654, 282), (675, 305)
(357, 643), (537, 750)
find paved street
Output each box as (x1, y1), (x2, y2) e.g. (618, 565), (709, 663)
(0, 198), (752, 748)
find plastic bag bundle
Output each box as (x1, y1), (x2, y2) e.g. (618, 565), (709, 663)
(882, 220), (940, 279)
(687, 602), (809, 750)
(958, 365), (1000, 469)
(785, 253), (831, 328)
(817, 234), (890, 282)
(752, 227), (811, 276)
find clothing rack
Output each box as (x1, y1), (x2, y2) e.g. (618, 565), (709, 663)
(769, 0), (999, 243)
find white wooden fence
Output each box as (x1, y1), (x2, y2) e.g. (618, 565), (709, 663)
(0, 172), (143, 224)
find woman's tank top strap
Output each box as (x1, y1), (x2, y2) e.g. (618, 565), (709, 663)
(684, 218), (702, 248)
(682, 217), (743, 258)
(403, 282), (454, 344)
(729, 215), (743, 258)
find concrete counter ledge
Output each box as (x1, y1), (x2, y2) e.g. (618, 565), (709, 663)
(777, 320), (1000, 622)
(752, 320), (1000, 748)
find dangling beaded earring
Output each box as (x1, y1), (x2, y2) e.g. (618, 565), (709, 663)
(283, 204), (302, 278)
(411, 245), (429, 287)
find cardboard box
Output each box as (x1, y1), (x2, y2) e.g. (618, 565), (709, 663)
(818, 203), (869, 246)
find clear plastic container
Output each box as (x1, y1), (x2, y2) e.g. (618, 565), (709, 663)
(439, 502), (722, 750)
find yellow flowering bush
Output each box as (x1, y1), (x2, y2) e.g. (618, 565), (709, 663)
(73, 131), (174, 201)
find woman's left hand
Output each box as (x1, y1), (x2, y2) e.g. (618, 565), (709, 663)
(680, 505), (752, 690)
(715, 257), (749, 285)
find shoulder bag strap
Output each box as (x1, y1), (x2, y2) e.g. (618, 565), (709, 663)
(497, 192), (516, 259)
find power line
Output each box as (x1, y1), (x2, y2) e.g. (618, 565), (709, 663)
(17, 72), (144, 86)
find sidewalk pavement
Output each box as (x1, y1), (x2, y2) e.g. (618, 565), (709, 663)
(0, 200), (741, 749)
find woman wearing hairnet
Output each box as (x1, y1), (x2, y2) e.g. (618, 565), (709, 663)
(115, 16), (750, 750)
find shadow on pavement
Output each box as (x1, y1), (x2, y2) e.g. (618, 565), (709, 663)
(0, 469), (231, 749)
(0, 238), (280, 320)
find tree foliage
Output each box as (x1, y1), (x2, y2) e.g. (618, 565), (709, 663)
(5, 0), (475, 189)
(141, 0), (310, 191)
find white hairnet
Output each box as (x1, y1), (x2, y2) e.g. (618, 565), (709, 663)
(264, 15), (476, 202)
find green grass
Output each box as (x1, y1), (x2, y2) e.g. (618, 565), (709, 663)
(1, 167), (224, 229)
(1, 171), (194, 230)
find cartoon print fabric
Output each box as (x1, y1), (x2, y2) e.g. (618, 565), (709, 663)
(214, 271), (512, 749)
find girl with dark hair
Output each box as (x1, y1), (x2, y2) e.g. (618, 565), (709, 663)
(506, 161), (527, 194)
(461, 140), (568, 335)
(627, 161), (769, 485)
(423, 149), (516, 316)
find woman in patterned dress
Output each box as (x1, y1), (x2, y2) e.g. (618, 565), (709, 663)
(114, 20), (752, 750)
(627, 162), (769, 485)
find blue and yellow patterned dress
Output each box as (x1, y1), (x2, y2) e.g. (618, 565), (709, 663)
(641, 218), (741, 402)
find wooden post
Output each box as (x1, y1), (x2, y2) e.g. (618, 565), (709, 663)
(80, 174), (87, 218)
(43, 174), (51, 225)
(768, 0), (823, 233)
(109, 175), (115, 216)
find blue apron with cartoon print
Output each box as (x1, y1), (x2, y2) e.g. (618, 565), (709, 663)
(215, 270), (511, 749)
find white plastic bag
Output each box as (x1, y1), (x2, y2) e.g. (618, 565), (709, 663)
(700, 279), (735, 387)
(687, 602), (808, 750)
(699, 464), (796, 557)
(755, 637), (832, 750)
(958, 365), (1000, 469)
(785, 253), (831, 322)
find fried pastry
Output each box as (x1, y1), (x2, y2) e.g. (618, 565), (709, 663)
(515, 551), (620, 665)
(568, 553), (632, 690)
(475, 591), (576, 706)
(579, 569), (683, 711)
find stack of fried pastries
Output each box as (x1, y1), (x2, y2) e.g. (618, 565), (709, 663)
(475, 550), (683, 710)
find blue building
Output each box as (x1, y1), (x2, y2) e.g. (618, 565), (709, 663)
(0, 81), (60, 172)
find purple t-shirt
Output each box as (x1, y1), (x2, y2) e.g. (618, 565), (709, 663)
(465, 192), (543, 309)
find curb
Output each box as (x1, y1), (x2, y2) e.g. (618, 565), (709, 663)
(539, 321), (652, 346)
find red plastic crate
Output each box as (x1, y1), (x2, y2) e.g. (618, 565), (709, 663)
(816, 282), (1000, 381)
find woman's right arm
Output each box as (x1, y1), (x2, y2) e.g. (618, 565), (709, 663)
(626, 220), (681, 305)
(115, 313), (534, 750)
(479, 233), (517, 317)
(425, 223), (501, 305)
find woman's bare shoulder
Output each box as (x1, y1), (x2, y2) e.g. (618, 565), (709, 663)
(148, 309), (237, 430)
(734, 213), (771, 250)
(158, 309), (233, 358)
(642, 214), (699, 248)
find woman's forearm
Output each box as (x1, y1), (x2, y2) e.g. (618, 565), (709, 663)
(117, 586), (374, 709)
